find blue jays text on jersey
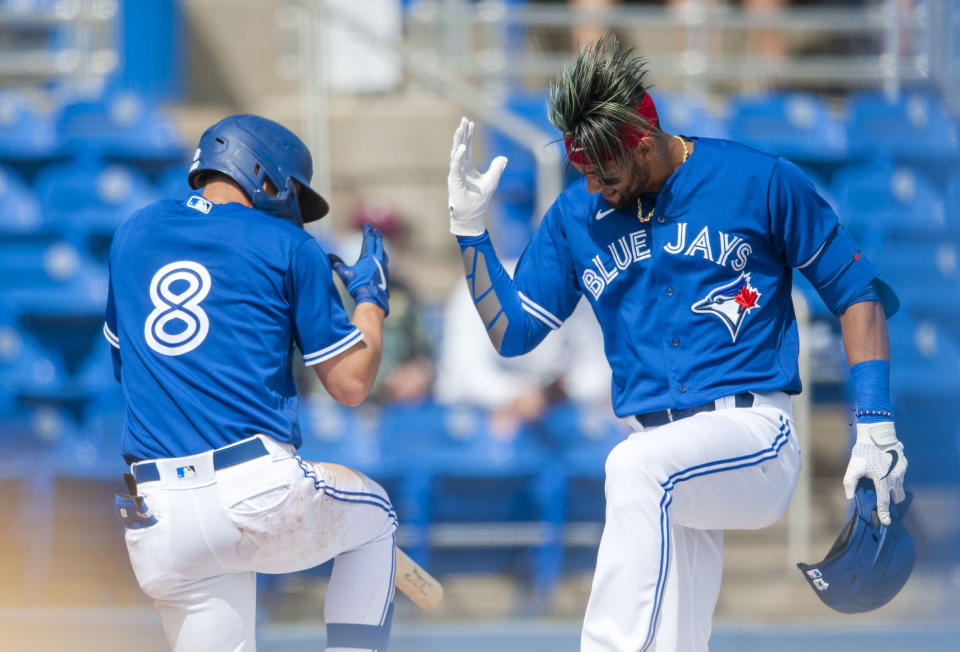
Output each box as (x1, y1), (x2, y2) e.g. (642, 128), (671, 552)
(456, 137), (897, 418)
(580, 223), (755, 301)
(104, 195), (362, 463)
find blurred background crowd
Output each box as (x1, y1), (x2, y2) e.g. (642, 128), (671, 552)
(0, 0), (958, 649)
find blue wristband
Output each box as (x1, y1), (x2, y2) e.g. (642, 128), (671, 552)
(850, 360), (893, 423)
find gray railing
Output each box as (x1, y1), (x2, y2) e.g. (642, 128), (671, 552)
(0, 0), (118, 95)
(408, 0), (959, 107)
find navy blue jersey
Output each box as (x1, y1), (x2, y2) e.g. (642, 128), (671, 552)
(104, 195), (361, 462)
(510, 138), (888, 417)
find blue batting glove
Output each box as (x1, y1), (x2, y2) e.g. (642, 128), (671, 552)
(329, 224), (390, 316)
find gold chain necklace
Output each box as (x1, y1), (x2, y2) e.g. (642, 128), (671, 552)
(637, 136), (689, 223)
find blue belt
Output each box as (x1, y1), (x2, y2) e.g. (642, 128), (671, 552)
(132, 438), (270, 484)
(635, 392), (756, 429)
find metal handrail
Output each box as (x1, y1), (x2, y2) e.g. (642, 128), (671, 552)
(0, 1), (117, 91)
(409, 0), (948, 102)
(496, 4), (900, 32)
(307, 0), (565, 221)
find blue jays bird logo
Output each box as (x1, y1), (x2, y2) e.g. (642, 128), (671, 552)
(691, 272), (762, 342)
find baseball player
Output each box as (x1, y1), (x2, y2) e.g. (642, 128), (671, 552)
(104, 114), (396, 651)
(445, 36), (907, 651)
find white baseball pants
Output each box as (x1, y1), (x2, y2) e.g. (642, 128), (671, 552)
(123, 435), (397, 652)
(581, 392), (801, 652)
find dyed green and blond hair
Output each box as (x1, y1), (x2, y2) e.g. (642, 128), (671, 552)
(548, 34), (659, 172)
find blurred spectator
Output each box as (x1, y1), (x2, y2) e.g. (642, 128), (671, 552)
(435, 257), (611, 436)
(536, 0), (789, 61)
(345, 200), (434, 404)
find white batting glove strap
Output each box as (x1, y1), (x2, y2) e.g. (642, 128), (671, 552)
(447, 117), (508, 237)
(842, 421), (907, 526)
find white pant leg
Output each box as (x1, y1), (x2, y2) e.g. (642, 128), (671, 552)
(581, 405), (800, 652)
(652, 527), (723, 652)
(154, 571), (257, 652)
(312, 463), (398, 652)
(123, 437), (398, 652)
(325, 529), (397, 652)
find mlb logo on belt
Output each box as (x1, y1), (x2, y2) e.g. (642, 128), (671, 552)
(177, 465), (197, 479)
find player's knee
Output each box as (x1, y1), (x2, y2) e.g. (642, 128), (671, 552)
(604, 439), (661, 494)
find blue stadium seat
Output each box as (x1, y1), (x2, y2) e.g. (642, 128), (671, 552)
(831, 163), (949, 248)
(0, 237), (108, 377)
(653, 92), (727, 140)
(0, 166), (46, 235)
(0, 92), (60, 174)
(56, 92), (185, 167)
(297, 400), (394, 478)
(729, 92), (846, 161)
(74, 336), (120, 394)
(52, 380), (126, 480)
(887, 316), (960, 484)
(537, 403), (625, 573)
(947, 168), (960, 239)
(0, 318), (96, 430)
(156, 162), (193, 200)
(379, 401), (565, 608)
(34, 160), (160, 262)
(0, 405), (81, 474)
(876, 240), (960, 349)
(847, 92), (960, 162)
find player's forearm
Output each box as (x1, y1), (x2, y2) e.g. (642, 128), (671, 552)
(840, 299), (895, 426)
(314, 303), (384, 406)
(344, 302), (386, 401)
(456, 231), (552, 357)
(839, 300), (889, 365)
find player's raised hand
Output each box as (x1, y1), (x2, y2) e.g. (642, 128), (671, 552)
(447, 116), (508, 237)
(842, 422), (907, 525)
(329, 224), (390, 316)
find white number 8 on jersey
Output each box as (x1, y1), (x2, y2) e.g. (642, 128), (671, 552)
(144, 261), (212, 356)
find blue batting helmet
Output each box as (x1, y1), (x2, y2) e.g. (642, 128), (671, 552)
(797, 479), (915, 613)
(188, 114), (328, 224)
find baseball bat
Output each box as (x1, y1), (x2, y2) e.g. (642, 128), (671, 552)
(395, 548), (443, 610)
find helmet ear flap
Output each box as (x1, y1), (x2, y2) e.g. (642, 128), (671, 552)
(252, 163), (280, 198)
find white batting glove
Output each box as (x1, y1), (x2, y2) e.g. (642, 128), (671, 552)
(447, 116), (508, 237)
(842, 422), (907, 525)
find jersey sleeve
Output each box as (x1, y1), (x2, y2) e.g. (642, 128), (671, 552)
(513, 205), (583, 330)
(768, 157), (898, 316)
(287, 237), (364, 366)
(455, 201), (581, 357)
(103, 259), (122, 381)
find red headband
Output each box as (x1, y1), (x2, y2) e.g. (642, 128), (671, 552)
(563, 93), (660, 165)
